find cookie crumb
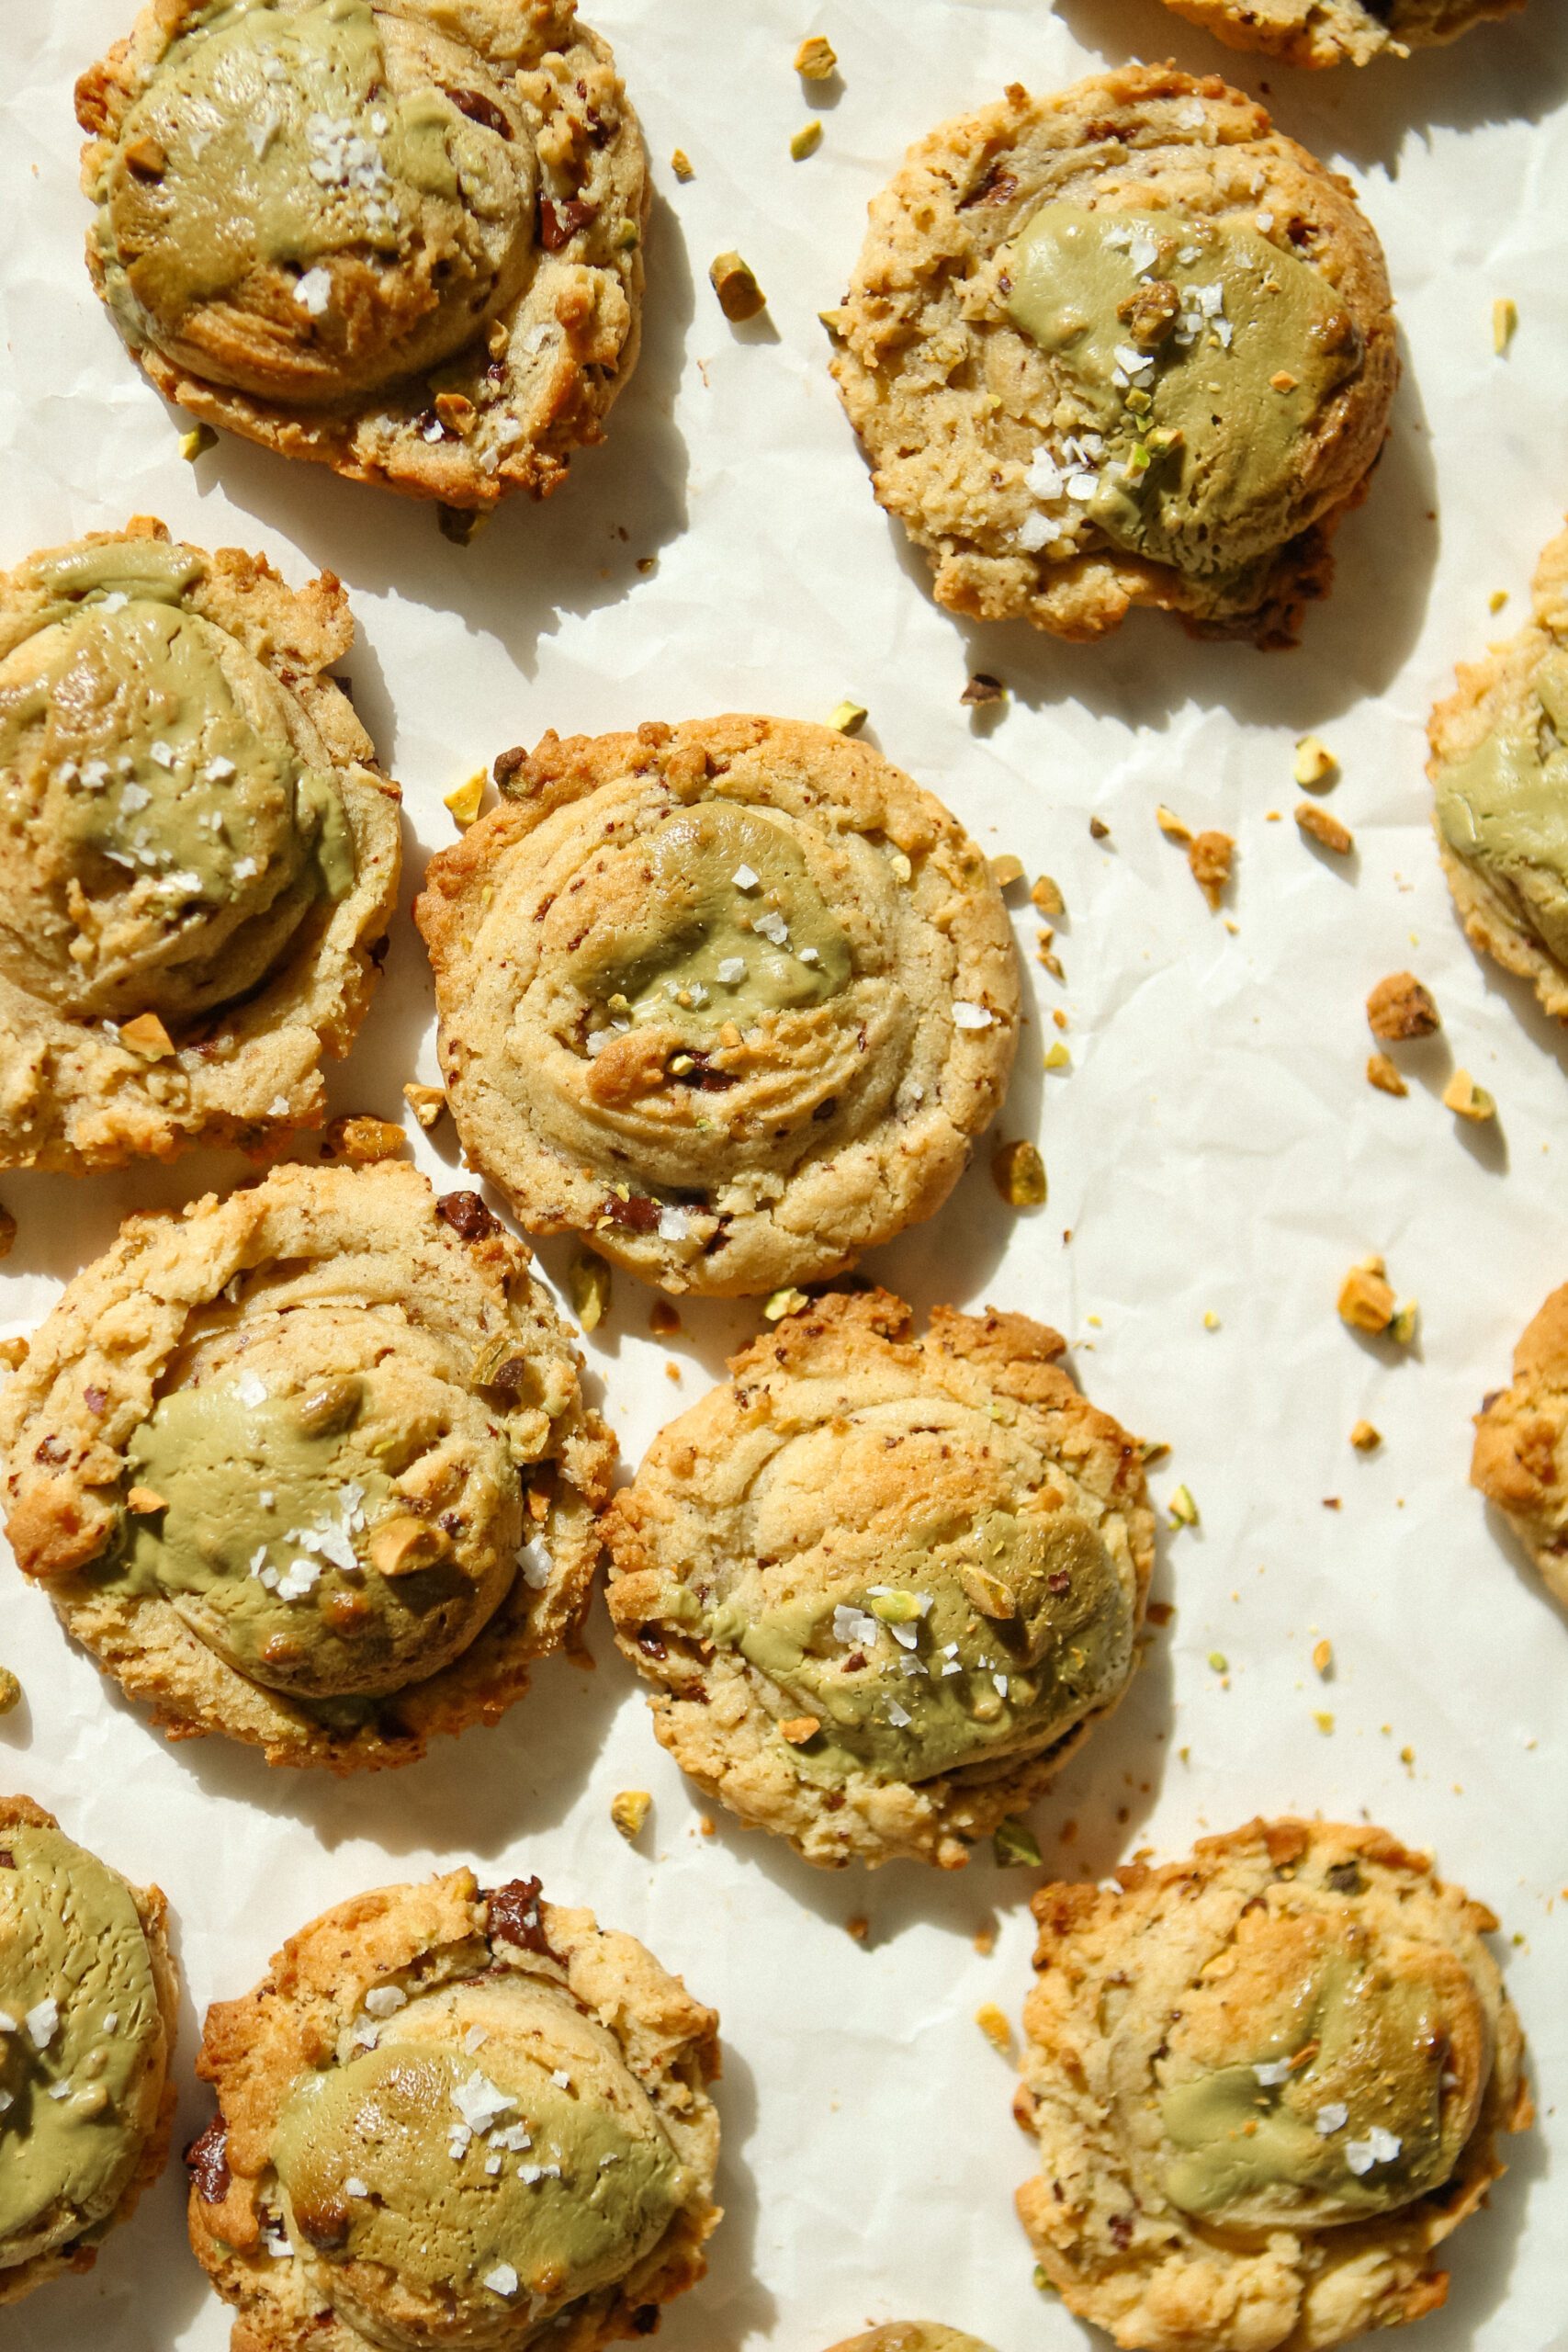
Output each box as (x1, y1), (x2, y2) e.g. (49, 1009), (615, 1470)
(779, 1715), (821, 1746)
(610, 1791), (651, 1841)
(1313, 1637), (1333, 1676)
(1089, 816), (1111, 841)
(964, 673), (1007, 708)
(790, 120), (822, 161)
(402, 1081), (446, 1129)
(709, 251), (766, 322)
(973, 1920), (998, 1957)
(1488, 589), (1509, 615)
(1366, 1051), (1406, 1096)
(1189, 830), (1234, 910)
(697, 1814), (716, 1838)
(570, 1252), (612, 1333)
(1337, 1254), (1395, 1334)
(989, 852), (1025, 888)
(444, 771), (487, 826)
(1031, 873), (1065, 915)
(994, 1816), (1043, 1869)
(1443, 1069), (1495, 1123)
(1292, 734), (1338, 789)
(845, 1914), (870, 1942)
(322, 1114), (406, 1165)
(1043, 1041), (1071, 1072)
(671, 148), (694, 181)
(976, 2002), (1013, 2055)
(993, 1138), (1046, 1207)
(1367, 972), (1439, 1041)
(1156, 804), (1193, 844)
(126, 1485), (167, 1515)
(795, 33), (838, 78)
(1314, 1710), (1336, 1735)
(1349, 1420), (1382, 1453)
(119, 1012), (175, 1059)
(1295, 802), (1353, 854)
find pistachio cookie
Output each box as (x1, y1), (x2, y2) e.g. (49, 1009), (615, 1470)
(1471, 1283), (1568, 1608)
(605, 1290), (1154, 1870)
(0, 519), (400, 1172)
(77, 0), (648, 514)
(0, 1162), (614, 1770)
(828, 66), (1396, 647)
(415, 718), (1019, 1298)
(827, 2332), (996, 2352)
(1428, 520), (1568, 1023)
(186, 1868), (720, 2352)
(1154, 0), (1524, 70)
(0, 1795), (179, 2306)
(1016, 1818), (1531, 2351)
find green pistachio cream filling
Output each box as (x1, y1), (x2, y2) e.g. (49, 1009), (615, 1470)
(0, 539), (353, 1029)
(95, 1332), (520, 1704)
(94, 0), (536, 403)
(707, 1505), (1133, 1787)
(572, 802), (854, 1050)
(0, 1824), (163, 2270)
(1435, 649), (1568, 966)
(1159, 1951), (1463, 2226)
(1004, 202), (1362, 579)
(270, 1978), (685, 2333)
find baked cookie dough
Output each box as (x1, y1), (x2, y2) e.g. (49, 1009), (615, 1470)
(1471, 1283), (1568, 1608)
(77, 0), (648, 514)
(415, 718), (1020, 1298)
(1016, 1818), (1531, 2352)
(0, 519), (400, 1172)
(186, 1868), (720, 2352)
(826, 2332), (995, 2352)
(0, 1795), (179, 2307)
(605, 1289), (1154, 1869)
(1428, 520), (1568, 1023)
(828, 66), (1397, 647)
(1154, 0), (1525, 70)
(0, 1161), (614, 1770)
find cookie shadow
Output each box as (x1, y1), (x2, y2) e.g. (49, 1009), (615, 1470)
(1409, 2069), (1546, 2352)
(1479, 1498), (1568, 1635)
(187, 189), (695, 683)
(651, 2043), (778, 2351)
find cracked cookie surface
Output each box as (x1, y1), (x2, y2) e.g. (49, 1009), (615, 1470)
(1153, 0), (1525, 70)
(1471, 1281), (1568, 1610)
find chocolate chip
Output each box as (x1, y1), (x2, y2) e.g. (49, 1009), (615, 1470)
(485, 1875), (558, 1960)
(446, 86), (512, 137)
(185, 2118), (231, 2205)
(601, 1192), (660, 1234)
(538, 196), (597, 252)
(635, 1625), (669, 1661)
(436, 1191), (501, 1242)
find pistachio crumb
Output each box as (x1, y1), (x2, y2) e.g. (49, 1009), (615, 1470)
(845, 1914), (869, 1942)
(1313, 1637), (1333, 1676)
(993, 1816), (1043, 1869)
(1314, 1710), (1336, 1735)
(973, 1921), (998, 1957)
(323, 1114), (406, 1166)
(118, 1012), (175, 1059)
(402, 1082), (446, 1130)
(1168, 1484), (1200, 1528)
(1488, 589), (1509, 615)
(1366, 1051), (1406, 1097)
(963, 673), (1007, 708)
(827, 699), (867, 735)
(975, 2003), (1013, 2055)
(1349, 1419), (1382, 1453)
(1156, 804), (1193, 844)
(789, 120), (822, 161)
(709, 251), (766, 322)
(992, 1138), (1046, 1208)
(0, 1665), (20, 1717)
(178, 422), (218, 462)
(570, 1252), (612, 1334)
(1337, 1255), (1395, 1335)
(779, 1715), (821, 1747)
(1493, 296), (1517, 356)
(671, 148), (694, 182)
(1189, 830), (1234, 910)
(444, 771), (488, 827)
(1043, 1041), (1071, 1072)
(989, 853), (1025, 889)
(795, 33), (838, 77)
(1443, 1068), (1495, 1123)
(1202, 1310), (1220, 1331)
(1089, 816), (1111, 841)
(1207, 1650), (1228, 1673)
(1390, 1300), (1419, 1347)
(610, 1791), (651, 1841)
(1031, 874), (1065, 915)
(1292, 734), (1338, 789)
(763, 1286), (809, 1322)
(1295, 802), (1353, 855)
(126, 1485), (168, 1515)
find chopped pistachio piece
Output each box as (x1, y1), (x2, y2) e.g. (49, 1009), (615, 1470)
(975, 2002), (1012, 2054)
(323, 1114), (406, 1166)
(0, 1667), (19, 1716)
(434, 391), (476, 438)
(779, 1715), (821, 1746)
(1292, 734), (1338, 789)
(1366, 1051), (1406, 1097)
(868, 1589), (924, 1624)
(1156, 804), (1193, 843)
(1390, 1299), (1419, 1347)
(1089, 816), (1111, 842)
(1350, 1419), (1382, 1452)
(671, 148), (694, 182)
(402, 1081), (447, 1130)
(126, 1486), (167, 1516)
(763, 1286), (809, 1322)
(1168, 1484), (1200, 1528)
(789, 120), (822, 161)
(1031, 873), (1066, 916)
(1493, 296), (1517, 356)
(993, 1816), (1043, 1869)
(570, 1251), (612, 1333)
(1488, 589), (1509, 615)
(444, 771), (487, 827)
(1207, 1650), (1228, 1672)
(1043, 1041), (1071, 1072)
(1295, 802), (1353, 855)
(959, 1564), (1016, 1621)
(795, 33), (838, 77)
(178, 422), (218, 461)
(1314, 1710), (1336, 1735)
(827, 699), (867, 735)
(1337, 1255), (1395, 1335)
(610, 1791), (652, 1841)
(990, 853), (1025, 889)
(993, 1138), (1046, 1208)
(1443, 1068), (1495, 1123)
(1033, 2265), (1057, 2296)
(119, 1012), (175, 1059)
(710, 250), (766, 322)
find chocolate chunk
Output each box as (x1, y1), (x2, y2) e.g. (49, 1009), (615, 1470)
(185, 2118), (231, 2205)
(436, 1191), (501, 1242)
(486, 1875), (558, 1960)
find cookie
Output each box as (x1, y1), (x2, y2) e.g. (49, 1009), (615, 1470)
(0, 1794), (179, 2307)
(416, 718), (1019, 1298)
(186, 1868), (720, 2352)
(1427, 520), (1568, 1023)
(828, 66), (1397, 647)
(0, 519), (400, 1172)
(1154, 0), (1525, 69)
(77, 0), (648, 515)
(0, 1162), (614, 1770)
(1016, 1818), (1531, 2352)
(604, 1289), (1154, 1870)
(1471, 1283), (1568, 1607)
(826, 2331), (995, 2352)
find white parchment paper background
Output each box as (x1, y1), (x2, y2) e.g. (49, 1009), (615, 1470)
(2, 2), (1565, 2346)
